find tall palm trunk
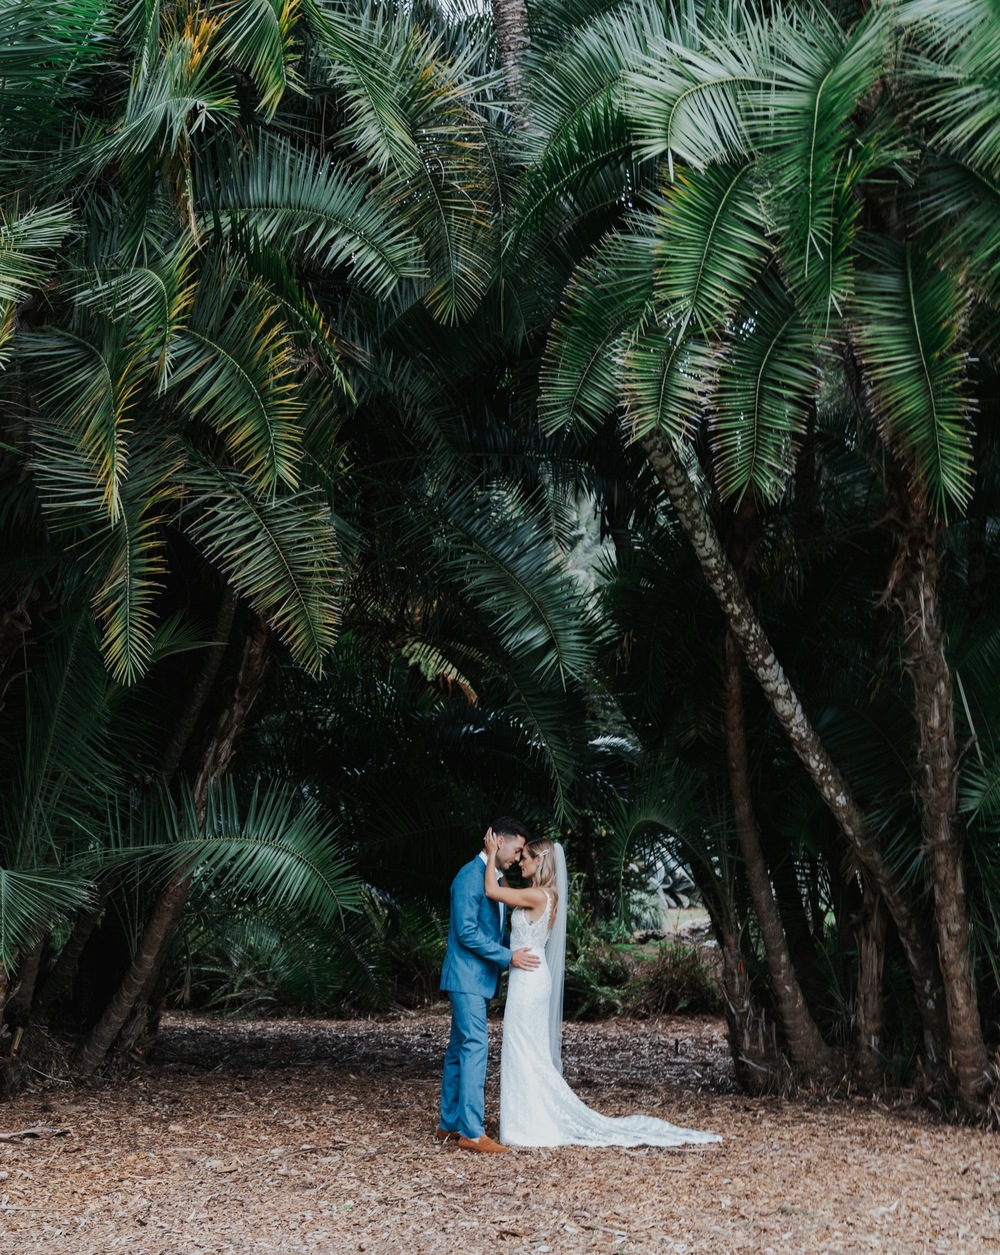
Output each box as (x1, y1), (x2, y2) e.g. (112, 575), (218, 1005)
(4, 938), (45, 1026)
(491, 0), (529, 108)
(723, 628), (835, 1078)
(892, 504), (988, 1110)
(71, 618), (271, 1076)
(32, 894), (108, 1025)
(854, 876), (887, 1091)
(640, 432), (951, 1067)
(718, 924), (783, 1093)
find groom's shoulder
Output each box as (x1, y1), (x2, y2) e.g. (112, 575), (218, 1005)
(452, 855), (483, 885)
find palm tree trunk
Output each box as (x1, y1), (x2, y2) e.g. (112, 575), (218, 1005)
(4, 937), (46, 1026)
(491, 0), (529, 108)
(70, 871), (191, 1076)
(718, 925), (783, 1093)
(853, 877), (887, 1092)
(71, 619), (271, 1076)
(640, 432), (950, 1067)
(159, 585), (237, 784)
(723, 629), (835, 1078)
(893, 508), (988, 1110)
(32, 894), (107, 1025)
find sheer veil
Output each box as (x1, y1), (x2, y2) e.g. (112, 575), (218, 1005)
(545, 842), (568, 1074)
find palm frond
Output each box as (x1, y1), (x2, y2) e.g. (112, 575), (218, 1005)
(225, 235), (357, 402)
(852, 237), (974, 514)
(0, 0), (113, 126)
(627, 12), (766, 176)
(901, 0), (1000, 181)
(709, 270), (818, 503)
(652, 160), (767, 338)
(539, 221), (657, 437)
(918, 158), (1000, 303)
(959, 755), (1000, 823)
(0, 200), (75, 305)
(400, 637), (479, 704)
(752, 2), (887, 316)
(169, 272), (304, 493)
(216, 0), (300, 118)
(510, 101), (638, 246)
(19, 326), (144, 523)
(88, 440), (180, 684)
(512, 0), (669, 236)
(621, 318), (708, 444)
(0, 201), (74, 364)
(302, 0), (421, 174)
(307, 1), (499, 323)
(1, 607), (119, 866)
(66, 239), (198, 389)
(200, 134), (425, 297)
(84, 11), (238, 169)
(435, 484), (597, 689)
(376, 71), (499, 324)
(524, 0), (672, 146)
(0, 866), (93, 970)
(181, 458), (338, 674)
(603, 754), (737, 929)
(106, 779), (362, 928)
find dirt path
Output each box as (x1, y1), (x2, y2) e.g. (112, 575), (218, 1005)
(1, 1011), (997, 1253)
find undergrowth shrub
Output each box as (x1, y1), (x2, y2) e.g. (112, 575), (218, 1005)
(625, 942), (723, 1016)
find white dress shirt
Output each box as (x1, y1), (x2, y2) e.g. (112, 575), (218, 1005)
(479, 849), (505, 935)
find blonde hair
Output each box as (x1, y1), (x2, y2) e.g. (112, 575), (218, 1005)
(525, 838), (559, 911)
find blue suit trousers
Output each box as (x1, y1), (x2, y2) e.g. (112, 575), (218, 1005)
(439, 991), (489, 1139)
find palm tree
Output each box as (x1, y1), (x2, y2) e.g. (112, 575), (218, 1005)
(0, 0), (512, 1078)
(530, 0), (1000, 1109)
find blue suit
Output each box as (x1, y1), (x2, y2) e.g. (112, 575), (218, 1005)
(439, 854), (513, 1139)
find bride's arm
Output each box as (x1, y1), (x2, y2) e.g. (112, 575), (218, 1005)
(484, 833), (547, 911)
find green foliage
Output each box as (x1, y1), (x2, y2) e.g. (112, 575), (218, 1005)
(564, 932), (631, 1020)
(172, 892), (450, 1018)
(624, 942), (723, 1017)
(563, 876), (630, 1019)
(174, 899), (391, 1016)
(382, 900), (450, 1009)
(0, 869), (92, 972)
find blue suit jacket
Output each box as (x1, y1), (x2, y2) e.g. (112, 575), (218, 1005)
(440, 855), (513, 998)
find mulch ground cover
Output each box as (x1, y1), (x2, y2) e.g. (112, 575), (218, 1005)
(1, 1010), (997, 1253)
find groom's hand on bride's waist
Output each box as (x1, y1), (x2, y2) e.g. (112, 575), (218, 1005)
(511, 947), (541, 970)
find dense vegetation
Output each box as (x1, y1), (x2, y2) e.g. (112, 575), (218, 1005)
(2, 0), (1000, 1120)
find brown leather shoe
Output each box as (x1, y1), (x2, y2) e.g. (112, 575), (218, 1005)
(434, 1127), (460, 1143)
(458, 1134), (509, 1153)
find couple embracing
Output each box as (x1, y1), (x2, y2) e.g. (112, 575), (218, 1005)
(437, 817), (721, 1151)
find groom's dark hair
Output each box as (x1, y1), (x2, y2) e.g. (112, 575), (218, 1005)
(491, 815), (529, 841)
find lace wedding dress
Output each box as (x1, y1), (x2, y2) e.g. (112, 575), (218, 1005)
(500, 891), (721, 1148)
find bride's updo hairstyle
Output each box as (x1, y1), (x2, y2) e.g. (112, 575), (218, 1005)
(525, 838), (559, 908)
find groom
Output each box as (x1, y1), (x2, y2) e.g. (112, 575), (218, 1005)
(437, 817), (540, 1153)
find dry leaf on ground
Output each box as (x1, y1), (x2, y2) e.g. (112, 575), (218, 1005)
(0, 1010), (997, 1254)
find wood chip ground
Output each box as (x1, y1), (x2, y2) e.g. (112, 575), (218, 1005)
(1, 1010), (997, 1253)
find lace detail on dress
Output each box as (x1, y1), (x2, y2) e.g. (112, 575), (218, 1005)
(509, 891), (552, 952)
(500, 893), (720, 1149)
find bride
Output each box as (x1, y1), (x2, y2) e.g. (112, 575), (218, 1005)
(484, 831), (721, 1149)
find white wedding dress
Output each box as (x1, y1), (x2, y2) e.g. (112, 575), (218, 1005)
(500, 891), (721, 1148)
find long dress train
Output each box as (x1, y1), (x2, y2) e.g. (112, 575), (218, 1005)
(499, 894), (721, 1148)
